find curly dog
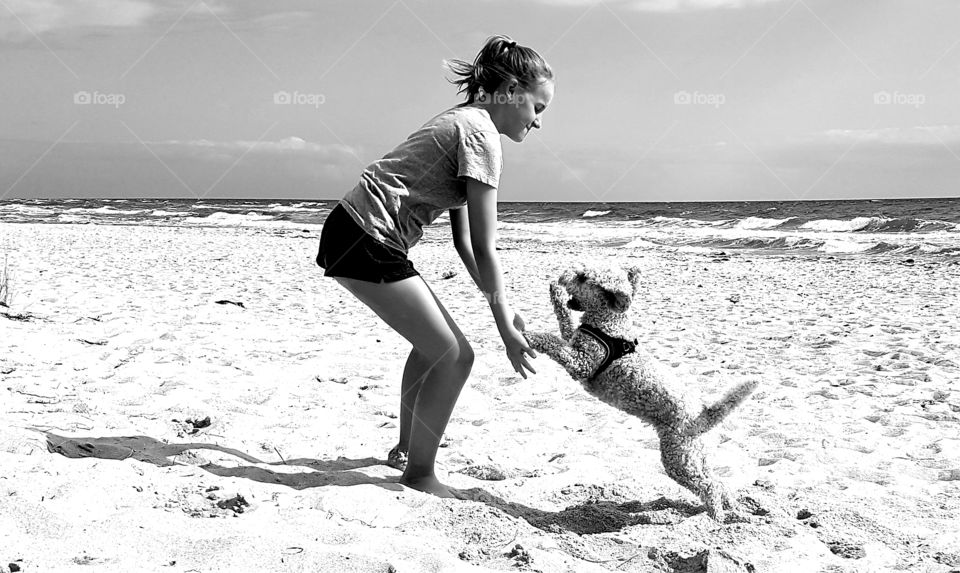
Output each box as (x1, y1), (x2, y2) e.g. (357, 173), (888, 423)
(522, 263), (758, 520)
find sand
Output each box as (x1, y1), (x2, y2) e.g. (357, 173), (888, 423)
(1, 221), (959, 572)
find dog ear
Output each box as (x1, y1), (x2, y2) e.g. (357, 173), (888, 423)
(602, 288), (631, 312)
(627, 266), (641, 296)
(558, 267), (579, 286)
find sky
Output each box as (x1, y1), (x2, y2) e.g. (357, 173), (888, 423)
(1, 0), (959, 203)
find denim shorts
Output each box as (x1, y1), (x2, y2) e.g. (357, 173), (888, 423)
(316, 203), (420, 283)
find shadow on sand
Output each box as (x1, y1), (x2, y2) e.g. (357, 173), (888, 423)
(43, 431), (704, 534)
(43, 431), (402, 492)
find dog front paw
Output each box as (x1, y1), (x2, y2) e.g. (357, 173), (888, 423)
(522, 331), (549, 352)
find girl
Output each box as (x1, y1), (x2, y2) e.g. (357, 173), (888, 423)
(317, 35), (554, 498)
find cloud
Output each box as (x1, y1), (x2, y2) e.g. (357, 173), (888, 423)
(160, 136), (361, 158)
(526, 0), (785, 11)
(818, 126), (960, 146)
(627, 0), (784, 11)
(0, 0), (158, 41)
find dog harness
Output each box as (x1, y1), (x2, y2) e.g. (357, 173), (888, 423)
(578, 324), (638, 380)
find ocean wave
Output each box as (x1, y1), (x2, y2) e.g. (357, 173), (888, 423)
(800, 216), (958, 234)
(731, 216), (797, 230)
(265, 203), (327, 213)
(819, 239), (874, 254)
(689, 236), (820, 251)
(863, 217), (957, 233)
(648, 216), (730, 228)
(801, 217), (876, 232)
(582, 209), (611, 218)
(676, 246), (717, 254)
(0, 204), (55, 216)
(149, 209), (190, 217)
(64, 206), (149, 215)
(619, 237), (662, 250)
(183, 211), (278, 226)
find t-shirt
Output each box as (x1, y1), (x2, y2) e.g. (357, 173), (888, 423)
(339, 105), (502, 253)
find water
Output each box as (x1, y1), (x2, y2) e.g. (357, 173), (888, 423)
(1, 197), (958, 259)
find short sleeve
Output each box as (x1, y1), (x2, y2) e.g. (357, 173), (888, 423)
(457, 129), (502, 189)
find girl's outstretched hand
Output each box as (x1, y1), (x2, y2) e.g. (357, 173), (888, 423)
(501, 324), (537, 379)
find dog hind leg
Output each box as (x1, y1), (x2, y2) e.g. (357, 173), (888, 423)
(659, 434), (725, 520)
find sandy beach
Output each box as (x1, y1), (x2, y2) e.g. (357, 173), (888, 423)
(2, 221), (959, 572)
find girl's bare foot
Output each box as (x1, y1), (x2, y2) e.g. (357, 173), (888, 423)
(399, 473), (455, 498)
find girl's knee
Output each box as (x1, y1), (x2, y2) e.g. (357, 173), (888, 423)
(458, 342), (475, 370)
(433, 339), (474, 371)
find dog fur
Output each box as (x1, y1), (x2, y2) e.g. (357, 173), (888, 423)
(522, 263), (758, 520)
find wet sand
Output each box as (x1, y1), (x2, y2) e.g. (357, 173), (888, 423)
(2, 221), (959, 572)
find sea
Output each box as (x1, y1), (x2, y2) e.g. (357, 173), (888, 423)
(2, 197), (959, 260)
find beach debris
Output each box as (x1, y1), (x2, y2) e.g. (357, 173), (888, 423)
(739, 496), (770, 516)
(1, 367), (15, 375)
(441, 270), (458, 279)
(183, 416), (211, 434)
(826, 540), (866, 559)
(8, 561), (23, 572)
(727, 294), (741, 303)
(1, 311), (33, 322)
(455, 463), (510, 481)
(77, 338), (107, 346)
(937, 469), (960, 481)
(216, 494), (250, 514)
(214, 299), (245, 309)
(171, 416), (211, 436)
(507, 544), (533, 566)
(649, 547), (755, 573)
(797, 509), (814, 520)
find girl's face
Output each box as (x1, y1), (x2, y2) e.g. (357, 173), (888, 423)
(488, 78), (554, 143)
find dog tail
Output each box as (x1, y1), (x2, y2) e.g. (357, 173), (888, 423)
(683, 379), (759, 436)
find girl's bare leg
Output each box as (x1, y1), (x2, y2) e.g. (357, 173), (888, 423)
(334, 276), (474, 498)
(395, 348), (433, 455)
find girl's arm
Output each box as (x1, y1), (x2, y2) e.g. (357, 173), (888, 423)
(465, 178), (536, 377)
(449, 206), (484, 291)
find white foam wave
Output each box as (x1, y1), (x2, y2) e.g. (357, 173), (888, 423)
(0, 204), (54, 215)
(734, 216), (795, 230)
(801, 217), (876, 232)
(150, 209), (188, 217)
(677, 246), (718, 254)
(265, 203), (326, 213)
(183, 211), (277, 226)
(818, 239), (873, 253)
(64, 206), (148, 215)
(619, 238), (660, 250)
(650, 216), (730, 228)
(582, 210), (611, 218)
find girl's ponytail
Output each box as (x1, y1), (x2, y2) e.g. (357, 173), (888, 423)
(445, 35), (553, 104)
